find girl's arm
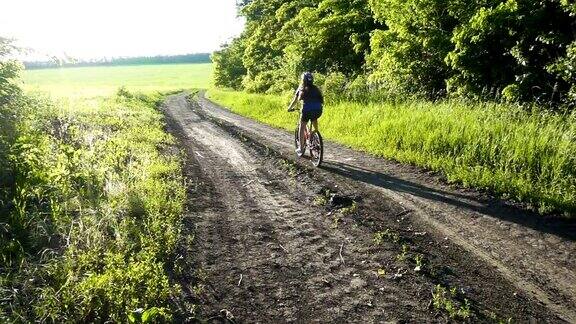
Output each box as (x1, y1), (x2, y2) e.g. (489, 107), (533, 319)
(287, 89), (300, 111)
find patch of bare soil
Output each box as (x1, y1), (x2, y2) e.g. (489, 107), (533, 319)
(162, 93), (573, 323)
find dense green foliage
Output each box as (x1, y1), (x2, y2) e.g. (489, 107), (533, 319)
(212, 38), (247, 90)
(0, 38), (22, 105)
(211, 0), (576, 214)
(207, 89), (576, 215)
(213, 0), (576, 105)
(1, 87), (186, 321)
(24, 53), (211, 69)
(446, 0), (576, 103)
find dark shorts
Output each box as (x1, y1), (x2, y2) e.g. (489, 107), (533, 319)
(301, 108), (322, 123)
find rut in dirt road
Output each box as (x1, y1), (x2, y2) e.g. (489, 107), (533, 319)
(193, 92), (576, 321)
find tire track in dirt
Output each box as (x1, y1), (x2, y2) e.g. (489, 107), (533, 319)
(163, 94), (436, 322)
(193, 91), (576, 322)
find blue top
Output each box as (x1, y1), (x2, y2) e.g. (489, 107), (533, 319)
(296, 86), (323, 112)
(303, 101), (322, 111)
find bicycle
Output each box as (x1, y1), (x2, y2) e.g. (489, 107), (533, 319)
(288, 108), (324, 167)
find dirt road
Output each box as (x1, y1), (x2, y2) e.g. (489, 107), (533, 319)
(163, 93), (575, 322)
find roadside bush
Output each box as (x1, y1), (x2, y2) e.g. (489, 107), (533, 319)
(322, 72), (347, 102)
(1, 90), (185, 322)
(212, 37), (247, 90)
(446, 0), (575, 103)
(0, 37), (22, 106)
(0, 37), (22, 198)
(550, 41), (576, 105)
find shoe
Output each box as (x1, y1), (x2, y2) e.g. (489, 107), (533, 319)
(295, 148), (303, 156)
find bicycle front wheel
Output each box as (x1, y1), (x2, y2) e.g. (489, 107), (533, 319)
(309, 131), (323, 167)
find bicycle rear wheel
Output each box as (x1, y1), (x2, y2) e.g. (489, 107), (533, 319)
(309, 131), (323, 167)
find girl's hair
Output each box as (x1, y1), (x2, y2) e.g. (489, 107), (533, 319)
(300, 84), (324, 104)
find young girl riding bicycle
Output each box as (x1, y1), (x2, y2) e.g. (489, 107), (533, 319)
(287, 72), (324, 156)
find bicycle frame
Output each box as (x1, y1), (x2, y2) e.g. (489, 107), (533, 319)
(298, 120), (313, 146)
(291, 109), (324, 167)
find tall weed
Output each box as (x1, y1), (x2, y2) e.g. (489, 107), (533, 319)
(0, 90), (185, 321)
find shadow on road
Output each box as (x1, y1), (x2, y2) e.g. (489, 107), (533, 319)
(321, 161), (576, 241)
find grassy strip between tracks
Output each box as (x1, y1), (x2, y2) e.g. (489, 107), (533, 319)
(206, 88), (576, 217)
(1, 89), (186, 322)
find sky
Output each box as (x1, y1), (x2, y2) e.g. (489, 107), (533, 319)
(0, 0), (245, 61)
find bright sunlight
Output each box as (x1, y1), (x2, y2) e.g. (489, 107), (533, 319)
(1, 0), (244, 60)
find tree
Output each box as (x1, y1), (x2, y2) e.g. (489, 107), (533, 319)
(212, 37), (247, 89)
(446, 0), (576, 103)
(212, 0), (377, 93)
(366, 0), (497, 97)
(280, 0), (377, 75)
(213, 0), (576, 107)
(547, 1), (576, 105)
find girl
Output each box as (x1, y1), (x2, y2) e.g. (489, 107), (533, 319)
(287, 72), (324, 155)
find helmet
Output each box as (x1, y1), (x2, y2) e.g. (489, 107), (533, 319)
(301, 72), (313, 84)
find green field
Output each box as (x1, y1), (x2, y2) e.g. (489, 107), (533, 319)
(23, 63), (213, 97)
(206, 89), (576, 216)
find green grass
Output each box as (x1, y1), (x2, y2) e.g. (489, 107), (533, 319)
(22, 63), (213, 97)
(1, 63), (210, 321)
(206, 89), (576, 216)
(432, 285), (472, 319)
(1, 90), (186, 322)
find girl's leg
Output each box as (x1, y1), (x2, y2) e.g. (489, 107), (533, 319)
(311, 119), (319, 133)
(299, 119), (306, 152)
